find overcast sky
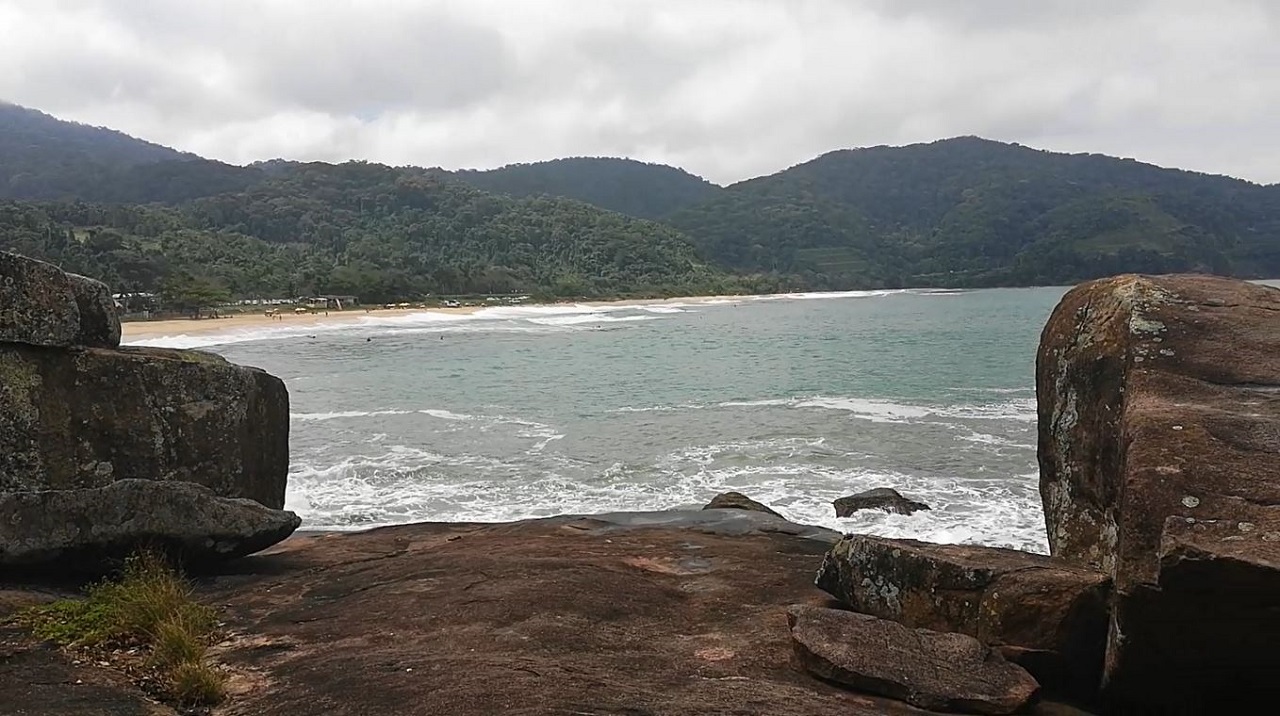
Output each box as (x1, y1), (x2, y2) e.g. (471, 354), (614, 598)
(2, 0), (1278, 185)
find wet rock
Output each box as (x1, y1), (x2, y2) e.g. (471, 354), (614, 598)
(68, 272), (121, 348)
(0, 344), (289, 508)
(815, 535), (1109, 703)
(833, 488), (931, 517)
(1037, 274), (1280, 710)
(787, 604), (1040, 715)
(703, 491), (784, 518)
(0, 479), (301, 572)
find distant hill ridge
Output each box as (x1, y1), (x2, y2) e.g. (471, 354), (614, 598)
(2, 101), (1280, 296)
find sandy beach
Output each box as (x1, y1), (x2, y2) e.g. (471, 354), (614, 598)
(120, 295), (746, 341)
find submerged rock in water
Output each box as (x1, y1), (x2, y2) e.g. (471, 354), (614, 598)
(0, 479), (301, 572)
(787, 604), (1040, 715)
(815, 535), (1110, 704)
(702, 491), (783, 518)
(1038, 273), (1280, 711)
(833, 488), (931, 517)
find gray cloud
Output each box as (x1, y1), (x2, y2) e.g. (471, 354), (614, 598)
(1, 0), (1277, 185)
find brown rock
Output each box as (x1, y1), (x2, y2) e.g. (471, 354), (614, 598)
(787, 604), (1040, 714)
(0, 512), (1093, 715)
(1037, 274), (1280, 710)
(0, 479), (301, 572)
(703, 491), (784, 518)
(175, 514), (933, 715)
(0, 344), (289, 508)
(815, 535), (1109, 703)
(1, 623), (177, 715)
(834, 488), (931, 517)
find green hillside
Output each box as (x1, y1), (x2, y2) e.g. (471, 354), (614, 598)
(668, 137), (1280, 287)
(3, 102), (1280, 299)
(447, 157), (721, 220)
(0, 162), (759, 304)
(0, 103), (264, 203)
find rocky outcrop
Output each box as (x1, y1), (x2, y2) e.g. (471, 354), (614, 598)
(1, 251), (293, 575)
(1038, 274), (1280, 711)
(0, 480), (301, 572)
(2, 512), (1098, 715)
(1, 252), (84, 347)
(787, 605), (1040, 715)
(0, 344), (289, 509)
(703, 491), (784, 518)
(833, 487), (931, 517)
(815, 535), (1109, 702)
(68, 272), (122, 348)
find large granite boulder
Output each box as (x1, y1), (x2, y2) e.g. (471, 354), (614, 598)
(833, 487), (931, 517)
(1038, 274), (1280, 710)
(0, 252), (119, 349)
(815, 535), (1109, 702)
(68, 272), (121, 348)
(0, 344), (289, 509)
(0, 479), (301, 571)
(787, 605), (1040, 714)
(703, 491), (784, 518)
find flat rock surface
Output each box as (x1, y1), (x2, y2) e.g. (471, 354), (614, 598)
(200, 514), (922, 716)
(787, 605), (1039, 715)
(1, 512), (1091, 715)
(0, 625), (176, 716)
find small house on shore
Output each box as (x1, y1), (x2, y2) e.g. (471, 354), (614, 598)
(304, 295), (360, 310)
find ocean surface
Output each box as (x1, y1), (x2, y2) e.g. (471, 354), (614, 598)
(130, 287), (1070, 553)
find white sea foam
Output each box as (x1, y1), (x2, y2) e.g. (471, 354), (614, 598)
(716, 395), (1037, 423)
(528, 314), (659, 326)
(291, 408), (475, 422)
(284, 438), (1047, 552)
(637, 305), (689, 314)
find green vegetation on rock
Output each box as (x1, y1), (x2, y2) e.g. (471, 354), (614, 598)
(15, 551), (225, 706)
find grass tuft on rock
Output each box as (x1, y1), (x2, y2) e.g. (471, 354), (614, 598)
(170, 659), (227, 705)
(16, 550), (225, 706)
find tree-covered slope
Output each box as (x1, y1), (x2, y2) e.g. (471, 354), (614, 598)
(0, 102), (264, 203)
(447, 157), (722, 220)
(0, 162), (754, 304)
(669, 137), (1280, 287)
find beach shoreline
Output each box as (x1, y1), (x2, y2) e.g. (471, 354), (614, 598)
(120, 294), (748, 341)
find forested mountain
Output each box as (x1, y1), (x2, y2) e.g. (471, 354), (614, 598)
(0, 103), (264, 203)
(0, 162), (764, 304)
(3, 102), (1280, 303)
(669, 137), (1280, 287)
(446, 158), (721, 220)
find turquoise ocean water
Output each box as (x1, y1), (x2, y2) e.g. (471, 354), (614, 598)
(131, 287), (1070, 553)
